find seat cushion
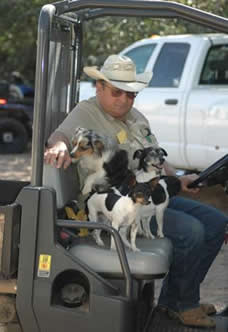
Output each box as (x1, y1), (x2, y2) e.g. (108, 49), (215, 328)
(69, 237), (173, 279)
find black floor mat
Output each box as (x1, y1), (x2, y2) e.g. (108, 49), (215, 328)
(147, 308), (228, 332)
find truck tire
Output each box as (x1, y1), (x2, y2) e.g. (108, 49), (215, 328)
(0, 118), (28, 154)
(0, 295), (16, 323)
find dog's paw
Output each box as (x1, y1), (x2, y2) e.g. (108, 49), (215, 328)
(110, 244), (116, 251)
(145, 231), (155, 239)
(82, 184), (91, 195)
(96, 239), (105, 247)
(131, 246), (140, 252)
(110, 239), (117, 251)
(157, 232), (165, 238)
(149, 234), (155, 239)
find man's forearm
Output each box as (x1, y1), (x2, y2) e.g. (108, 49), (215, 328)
(164, 161), (177, 176)
(47, 131), (70, 149)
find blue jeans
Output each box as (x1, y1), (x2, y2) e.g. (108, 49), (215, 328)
(150, 196), (228, 312)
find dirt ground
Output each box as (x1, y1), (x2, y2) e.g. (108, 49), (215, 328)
(0, 152), (31, 182)
(0, 152), (228, 313)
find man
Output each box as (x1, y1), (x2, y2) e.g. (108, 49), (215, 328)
(44, 54), (227, 328)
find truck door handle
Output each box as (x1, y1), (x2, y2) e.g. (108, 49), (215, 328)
(165, 99), (178, 105)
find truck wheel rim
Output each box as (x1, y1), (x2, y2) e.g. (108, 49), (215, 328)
(2, 132), (14, 143)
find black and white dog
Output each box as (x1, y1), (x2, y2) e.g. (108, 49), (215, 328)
(133, 147), (181, 239)
(86, 183), (151, 251)
(70, 128), (180, 247)
(70, 127), (132, 195)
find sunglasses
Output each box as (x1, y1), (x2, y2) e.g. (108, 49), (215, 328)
(102, 82), (138, 99)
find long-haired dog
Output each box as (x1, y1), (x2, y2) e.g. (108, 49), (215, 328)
(70, 127), (132, 195)
(133, 147), (181, 239)
(86, 183), (151, 251)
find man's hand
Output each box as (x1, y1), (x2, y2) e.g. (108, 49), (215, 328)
(179, 174), (200, 193)
(44, 141), (72, 169)
(164, 161), (200, 194)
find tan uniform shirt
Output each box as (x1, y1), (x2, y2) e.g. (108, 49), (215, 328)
(56, 96), (158, 202)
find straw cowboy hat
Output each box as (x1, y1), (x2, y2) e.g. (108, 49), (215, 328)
(83, 54), (152, 92)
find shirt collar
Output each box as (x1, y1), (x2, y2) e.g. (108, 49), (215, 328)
(95, 96), (135, 123)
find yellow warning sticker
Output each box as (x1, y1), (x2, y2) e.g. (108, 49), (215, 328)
(117, 130), (127, 144)
(38, 254), (52, 278)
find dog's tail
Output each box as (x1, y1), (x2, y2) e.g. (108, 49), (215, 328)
(116, 170), (136, 195)
(103, 149), (130, 186)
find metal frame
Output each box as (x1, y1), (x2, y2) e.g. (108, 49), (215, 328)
(15, 3), (228, 330)
(31, 0), (228, 187)
(57, 220), (133, 298)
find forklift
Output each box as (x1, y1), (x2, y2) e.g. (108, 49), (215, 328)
(0, 1), (228, 331)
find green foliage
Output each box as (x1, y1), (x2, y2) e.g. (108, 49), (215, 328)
(0, 0), (53, 82)
(0, 0), (228, 82)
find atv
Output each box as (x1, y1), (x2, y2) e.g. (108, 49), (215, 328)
(0, 1), (228, 332)
(0, 81), (33, 154)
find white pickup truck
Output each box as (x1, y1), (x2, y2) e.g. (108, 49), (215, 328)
(79, 34), (228, 171)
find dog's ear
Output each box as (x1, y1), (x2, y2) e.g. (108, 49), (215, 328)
(93, 139), (105, 156)
(133, 149), (143, 160)
(148, 177), (159, 190)
(160, 148), (168, 157)
(71, 127), (84, 144)
(73, 126), (83, 137)
(129, 175), (136, 187)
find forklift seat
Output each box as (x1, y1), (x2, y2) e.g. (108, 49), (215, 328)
(43, 164), (173, 279)
(69, 237), (172, 279)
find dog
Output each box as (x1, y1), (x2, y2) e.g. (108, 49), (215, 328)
(134, 146), (168, 180)
(133, 147), (181, 239)
(70, 127), (131, 195)
(86, 183), (151, 251)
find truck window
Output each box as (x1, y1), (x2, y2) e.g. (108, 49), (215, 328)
(124, 43), (156, 74)
(200, 45), (228, 85)
(149, 42), (190, 87)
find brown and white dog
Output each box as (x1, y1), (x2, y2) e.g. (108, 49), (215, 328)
(70, 127), (132, 195)
(70, 128), (180, 247)
(86, 183), (151, 251)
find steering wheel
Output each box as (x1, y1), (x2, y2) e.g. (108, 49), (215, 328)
(188, 154), (228, 188)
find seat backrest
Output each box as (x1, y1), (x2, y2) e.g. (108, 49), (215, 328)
(43, 164), (79, 209)
(43, 110), (80, 209)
